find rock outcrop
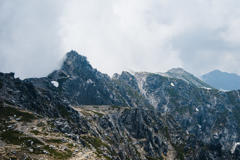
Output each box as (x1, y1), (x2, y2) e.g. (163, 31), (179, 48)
(1, 51), (240, 159)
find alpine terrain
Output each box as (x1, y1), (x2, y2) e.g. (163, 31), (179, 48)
(1, 50), (240, 160)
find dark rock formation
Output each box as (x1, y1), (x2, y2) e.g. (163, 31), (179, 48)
(2, 51), (240, 159)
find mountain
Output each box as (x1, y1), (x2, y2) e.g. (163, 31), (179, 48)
(45, 50), (152, 108)
(1, 51), (240, 159)
(201, 70), (240, 90)
(157, 68), (213, 89)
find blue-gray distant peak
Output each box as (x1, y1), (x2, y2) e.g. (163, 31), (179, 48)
(201, 70), (240, 91)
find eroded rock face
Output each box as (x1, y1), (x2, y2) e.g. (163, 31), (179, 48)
(2, 51), (240, 159)
(0, 72), (89, 136)
(112, 71), (240, 151)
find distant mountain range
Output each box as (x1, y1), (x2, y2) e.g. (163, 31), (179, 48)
(2, 51), (240, 159)
(200, 70), (240, 91)
(158, 68), (240, 91)
(157, 68), (213, 89)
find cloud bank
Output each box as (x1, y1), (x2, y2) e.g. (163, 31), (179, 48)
(1, 0), (240, 78)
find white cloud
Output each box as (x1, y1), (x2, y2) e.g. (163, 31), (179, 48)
(61, 0), (184, 76)
(0, 0), (66, 79)
(220, 17), (240, 46)
(0, 0), (240, 78)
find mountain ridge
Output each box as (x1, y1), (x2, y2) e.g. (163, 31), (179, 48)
(157, 67), (214, 89)
(1, 51), (240, 159)
(201, 69), (240, 90)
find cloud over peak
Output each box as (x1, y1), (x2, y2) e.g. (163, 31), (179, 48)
(1, 0), (240, 78)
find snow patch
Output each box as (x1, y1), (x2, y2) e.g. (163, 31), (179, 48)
(231, 142), (240, 154)
(87, 79), (94, 84)
(200, 87), (212, 90)
(51, 81), (59, 87)
(219, 88), (229, 92)
(171, 83), (175, 87)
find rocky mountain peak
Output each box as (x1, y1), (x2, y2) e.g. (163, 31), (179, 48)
(156, 67), (213, 88)
(66, 50), (79, 57)
(65, 50), (88, 62)
(63, 50), (89, 67)
(60, 50), (93, 77)
(2, 50), (240, 159)
(167, 67), (186, 74)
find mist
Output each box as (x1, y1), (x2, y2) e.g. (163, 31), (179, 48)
(1, 0), (240, 79)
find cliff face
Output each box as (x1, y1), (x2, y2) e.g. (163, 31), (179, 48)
(1, 51), (240, 159)
(114, 71), (240, 156)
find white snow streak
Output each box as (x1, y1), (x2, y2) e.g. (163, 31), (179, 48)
(51, 81), (59, 87)
(135, 72), (158, 109)
(231, 142), (240, 154)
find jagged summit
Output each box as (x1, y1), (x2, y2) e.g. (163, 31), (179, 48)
(65, 50), (88, 64)
(3, 51), (240, 159)
(66, 50), (79, 57)
(61, 50), (92, 76)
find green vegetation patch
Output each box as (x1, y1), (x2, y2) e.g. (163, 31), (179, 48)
(0, 130), (43, 146)
(171, 142), (185, 160)
(110, 105), (121, 110)
(43, 145), (72, 159)
(58, 105), (74, 122)
(164, 126), (170, 139)
(67, 143), (74, 148)
(37, 122), (45, 127)
(146, 156), (163, 160)
(123, 108), (130, 113)
(31, 130), (41, 135)
(0, 106), (36, 122)
(93, 111), (104, 118)
(3, 100), (15, 105)
(104, 156), (112, 160)
(127, 136), (133, 142)
(81, 136), (110, 154)
(46, 138), (63, 144)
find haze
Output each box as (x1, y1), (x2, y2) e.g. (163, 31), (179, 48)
(1, 0), (240, 79)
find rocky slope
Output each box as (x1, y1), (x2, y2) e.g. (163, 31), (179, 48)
(1, 51), (240, 159)
(157, 68), (213, 89)
(29, 50), (152, 109)
(201, 70), (240, 90)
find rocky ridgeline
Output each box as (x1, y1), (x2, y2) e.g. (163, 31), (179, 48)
(116, 71), (240, 153)
(1, 51), (240, 159)
(156, 68), (213, 89)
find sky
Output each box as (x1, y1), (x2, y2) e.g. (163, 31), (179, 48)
(1, 0), (240, 79)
